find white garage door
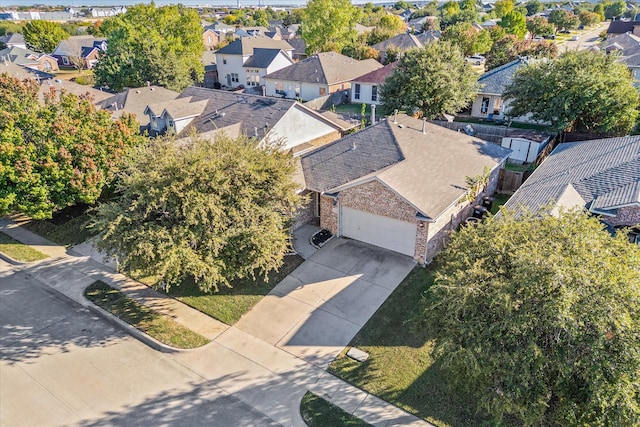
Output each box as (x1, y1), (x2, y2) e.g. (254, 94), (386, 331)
(341, 207), (416, 256)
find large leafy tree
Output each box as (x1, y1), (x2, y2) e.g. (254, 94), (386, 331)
(300, 0), (361, 54)
(0, 74), (142, 220)
(92, 135), (301, 293)
(94, 4), (204, 92)
(526, 16), (554, 38)
(493, 0), (515, 18)
(22, 20), (68, 53)
(423, 209), (640, 426)
(485, 35), (557, 70)
(381, 41), (478, 118)
(498, 10), (528, 39)
(441, 22), (493, 56)
(548, 9), (579, 30)
(504, 50), (639, 135)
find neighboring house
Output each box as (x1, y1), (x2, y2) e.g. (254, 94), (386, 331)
(203, 28), (220, 50)
(0, 10), (75, 21)
(145, 86), (343, 153)
(607, 20), (640, 36)
(97, 85), (181, 131)
(371, 33), (427, 63)
(350, 61), (397, 105)
(299, 114), (511, 262)
(0, 33), (26, 49)
(235, 26), (269, 38)
(263, 52), (382, 101)
(215, 36), (294, 88)
(408, 16), (436, 32)
(355, 23), (376, 35)
(600, 33), (640, 83)
(501, 131), (552, 164)
(38, 77), (113, 105)
(471, 58), (533, 122)
(0, 46), (59, 72)
(89, 7), (126, 18)
(213, 22), (236, 33)
(52, 35), (107, 69)
(503, 136), (640, 228)
(287, 38), (308, 62)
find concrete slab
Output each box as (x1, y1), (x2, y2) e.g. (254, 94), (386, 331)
(319, 278), (394, 327)
(292, 224), (320, 259)
(348, 247), (416, 289)
(329, 382), (369, 414)
(70, 238), (117, 270)
(307, 238), (372, 274)
(353, 393), (433, 427)
(235, 294), (314, 345)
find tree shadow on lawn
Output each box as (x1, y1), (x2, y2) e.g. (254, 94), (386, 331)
(328, 264), (490, 427)
(164, 254), (305, 325)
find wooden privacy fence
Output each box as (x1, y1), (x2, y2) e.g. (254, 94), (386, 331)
(430, 120), (510, 144)
(498, 169), (534, 194)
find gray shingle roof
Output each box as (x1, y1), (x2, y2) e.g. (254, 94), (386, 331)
(372, 33), (423, 52)
(215, 36), (292, 56)
(302, 114), (511, 219)
(176, 86), (297, 138)
(243, 48), (289, 69)
(478, 58), (528, 95)
(264, 52), (382, 85)
(0, 46), (44, 65)
(301, 121), (404, 192)
(504, 136), (640, 215)
(52, 35), (105, 57)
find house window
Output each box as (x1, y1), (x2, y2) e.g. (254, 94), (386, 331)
(223, 58), (227, 65)
(62, 57), (69, 65)
(354, 83), (360, 100)
(481, 97), (490, 114)
(319, 87), (326, 96)
(207, 35), (213, 43)
(167, 118), (174, 129)
(43, 61), (51, 71)
(371, 85), (378, 102)
(275, 82), (285, 95)
(231, 73), (239, 83)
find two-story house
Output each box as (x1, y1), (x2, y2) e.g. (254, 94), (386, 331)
(52, 35), (107, 69)
(215, 36), (294, 88)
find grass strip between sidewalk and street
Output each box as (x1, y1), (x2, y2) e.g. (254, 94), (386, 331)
(164, 254), (305, 325)
(328, 265), (487, 427)
(85, 281), (209, 349)
(0, 232), (49, 262)
(300, 391), (372, 427)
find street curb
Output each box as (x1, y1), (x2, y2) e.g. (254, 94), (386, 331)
(0, 250), (26, 265)
(85, 302), (184, 354)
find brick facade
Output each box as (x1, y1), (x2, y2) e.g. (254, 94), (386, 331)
(605, 206), (640, 227)
(320, 194), (338, 233)
(292, 190), (316, 230)
(340, 180), (417, 223)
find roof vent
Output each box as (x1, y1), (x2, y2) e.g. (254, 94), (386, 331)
(422, 117), (426, 134)
(393, 109), (398, 123)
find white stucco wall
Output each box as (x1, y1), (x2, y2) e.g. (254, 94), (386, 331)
(215, 53), (247, 87)
(269, 105), (338, 150)
(350, 82), (381, 105)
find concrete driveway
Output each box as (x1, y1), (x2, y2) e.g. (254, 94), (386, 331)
(235, 238), (416, 369)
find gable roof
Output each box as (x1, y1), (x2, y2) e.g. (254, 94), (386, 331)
(607, 20), (640, 34)
(302, 114), (511, 219)
(97, 85), (181, 124)
(287, 38), (307, 56)
(0, 46), (52, 65)
(52, 35), (106, 57)
(352, 61), (398, 84)
(503, 136), (640, 216)
(264, 52), (382, 85)
(215, 36), (292, 56)
(0, 33), (25, 47)
(243, 48), (291, 68)
(372, 33), (423, 52)
(478, 58), (528, 95)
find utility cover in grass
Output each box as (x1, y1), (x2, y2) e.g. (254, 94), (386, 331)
(347, 347), (369, 363)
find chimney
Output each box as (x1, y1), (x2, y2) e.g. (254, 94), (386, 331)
(371, 104), (376, 123)
(422, 117), (426, 134)
(146, 81), (151, 88)
(393, 109), (398, 123)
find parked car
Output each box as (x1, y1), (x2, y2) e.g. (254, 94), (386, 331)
(465, 55), (486, 65)
(570, 35), (579, 41)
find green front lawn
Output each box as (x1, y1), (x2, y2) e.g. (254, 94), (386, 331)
(21, 211), (96, 247)
(329, 266), (487, 427)
(300, 391), (371, 427)
(166, 255), (305, 325)
(85, 281), (210, 349)
(0, 232), (49, 262)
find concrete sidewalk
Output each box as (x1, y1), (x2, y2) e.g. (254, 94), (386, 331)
(0, 218), (431, 426)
